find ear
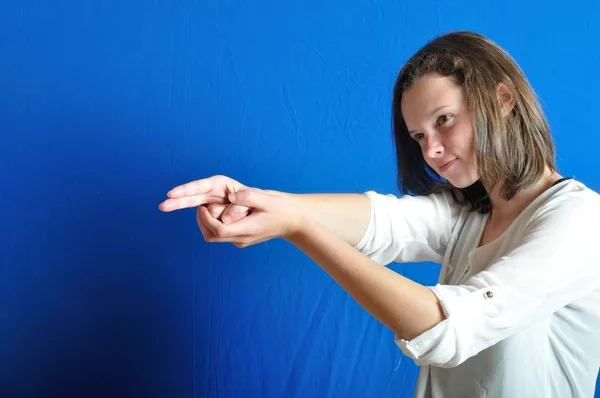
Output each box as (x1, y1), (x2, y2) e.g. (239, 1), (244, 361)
(496, 82), (515, 117)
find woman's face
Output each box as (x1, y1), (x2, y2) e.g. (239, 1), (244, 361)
(401, 72), (479, 188)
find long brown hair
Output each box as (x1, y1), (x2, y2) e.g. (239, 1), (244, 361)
(392, 31), (556, 212)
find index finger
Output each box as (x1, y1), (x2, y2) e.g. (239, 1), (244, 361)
(159, 194), (227, 212)
(167, 179), (211, 198)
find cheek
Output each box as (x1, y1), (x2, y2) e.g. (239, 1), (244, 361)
(451, 121), (475, 154)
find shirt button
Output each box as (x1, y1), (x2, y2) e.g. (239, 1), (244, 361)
(484, 291), (494, 299)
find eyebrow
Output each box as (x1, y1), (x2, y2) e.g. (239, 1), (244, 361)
(407, 104), (451, 135)
(428, 104), (451, 118)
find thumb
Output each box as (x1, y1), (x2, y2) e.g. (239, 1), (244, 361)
(228, 188), (267, 210)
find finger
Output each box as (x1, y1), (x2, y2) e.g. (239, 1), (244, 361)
(159, 194), (227, 212)
(206, 203), (249, 223)
(167, 178), (212, 198)
(207, 203), (227, 219)
(201, 204), (266, 240)
(207, 203), (251, 225)
(198, 206), (221, 237)
(197, 206), (236, 243)
(197, 208), (258, 246)
(217, 211), (266, 237)
(233, 236), (270, 248)
(221, 204), (251, 224)
(196, 207), (216, 240)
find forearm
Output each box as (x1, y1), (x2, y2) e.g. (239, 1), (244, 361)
(288, 215), (445, 340)
(264, 190), (371, 247)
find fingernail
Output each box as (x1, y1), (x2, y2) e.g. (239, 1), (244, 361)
(222, 215), (231, 224)
(228, 193), (236, 202)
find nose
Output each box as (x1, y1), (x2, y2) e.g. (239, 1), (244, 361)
(423, 135), (444, 159)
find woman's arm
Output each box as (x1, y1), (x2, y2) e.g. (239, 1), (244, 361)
(199, 187), (446, 340)
(160, 175), (459, 264)
(264, 190), (371, 248)
(159, 175), (373, 248)
(286, 189), (600, 368)
(288, 213), (446, 340)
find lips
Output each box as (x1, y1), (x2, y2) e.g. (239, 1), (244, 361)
(438, 159), (457, 172)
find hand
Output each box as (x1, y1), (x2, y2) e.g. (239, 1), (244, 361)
(159, 175), (251, 224)
(195, 188), (306, 248)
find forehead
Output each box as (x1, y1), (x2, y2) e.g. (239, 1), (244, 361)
(401, 73), (465, 127)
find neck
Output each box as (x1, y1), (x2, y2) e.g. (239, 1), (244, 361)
(486, 167), (562, 219)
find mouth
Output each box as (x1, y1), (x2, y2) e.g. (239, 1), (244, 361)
(438, 159), (457, 172)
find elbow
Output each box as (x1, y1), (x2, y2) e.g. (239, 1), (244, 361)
(399, 342), (472, 369)
(394, 297), (447, 341)
(395, 317), (476, 369)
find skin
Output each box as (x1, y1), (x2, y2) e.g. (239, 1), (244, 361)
(402, 72), (562, 245)
(158, 71), (562, 340)
(401, 72), (480, 189)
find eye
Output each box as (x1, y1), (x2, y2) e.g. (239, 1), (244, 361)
(412, 132), (425, 142)
(436, 114), (452, 126)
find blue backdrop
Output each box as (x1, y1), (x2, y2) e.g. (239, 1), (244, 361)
(1, 1), (599, 397)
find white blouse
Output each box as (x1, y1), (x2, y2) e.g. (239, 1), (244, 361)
(354, 179), (600, 397)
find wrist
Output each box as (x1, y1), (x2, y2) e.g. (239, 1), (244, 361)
(287, 209), (313, 243)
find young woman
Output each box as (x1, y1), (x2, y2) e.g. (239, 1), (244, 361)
(159, 31), (600, 397)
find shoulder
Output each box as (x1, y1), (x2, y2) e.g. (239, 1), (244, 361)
(535, 179), (600, 218)
(517, 179), (600, 238)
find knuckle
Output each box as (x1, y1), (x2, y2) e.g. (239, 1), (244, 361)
(208, 204), (224, 218)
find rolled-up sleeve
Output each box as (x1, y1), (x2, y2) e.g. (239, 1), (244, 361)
(395, 193), (600, 368)
(354, 189), (462, 265)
